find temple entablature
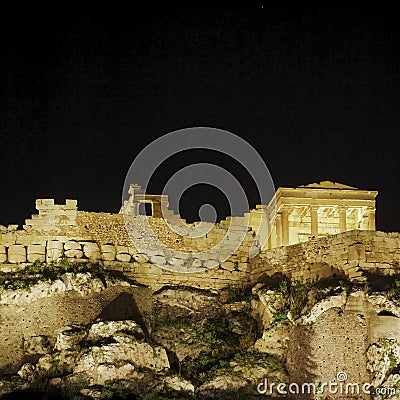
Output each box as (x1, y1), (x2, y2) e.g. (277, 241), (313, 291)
(265, 181), (378, 248)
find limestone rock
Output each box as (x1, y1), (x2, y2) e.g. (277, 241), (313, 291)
(8, 244), (26, 263)
(83, 242), (101, 261)
(367, 294), (400, 317)
(198, 375), (248, 393)
(17, 363), (35, 380)
(101, 244), (116, 261)
(0, 273), (105, 305)
(46, 240), (63, 262)
(254, 322), (290, 360)
(135, 253), (149, 263)
(23, 335), (51, 355)
(150, 255), (166, 265)
(367, 339), (400, 388)
(116, 253), (131, 262)
(87, 320), (142, 341)
(252, 288), (285, 330)
(298, 291), (347, 324)
(64, 241), (81, 251)
(64, 249), (83, 258)
(54, 326), (88, 351)
(163, 375), (195, 395)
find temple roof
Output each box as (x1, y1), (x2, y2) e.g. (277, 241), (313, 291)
(299, 181), (358, 190)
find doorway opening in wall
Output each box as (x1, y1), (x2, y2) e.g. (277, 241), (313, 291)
(139, 202), (153, 216)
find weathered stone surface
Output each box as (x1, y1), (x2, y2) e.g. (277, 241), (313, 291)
(64, 249), (83, 258)
(0, 273), (105, 305)
(27, 253), (46, 263)
(254, 323), (289, 359)
(54, 327), (87, 351)
(150, 255), (166, 265)
(64, 241), (81, 251)
(27, 243), (45, 255)
(8, 244), (26, 263)
(82, 242), (101, 260)
(46, 240), (63, 262)
(101, 244), (116, 261)
(221, 261), (235, 271)
(116, 253), (131, 262)
(23, 335), (51, 355)
(135, 253), (149, 263)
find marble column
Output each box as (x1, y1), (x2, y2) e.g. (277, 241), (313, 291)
(339, 205), (347, 233)
(367, 207), (376, 230)
(275, 213), (282, 247)
(266, 205), (273, 249)
(281, 206), (290, 246)
(310, 205), (319, 237)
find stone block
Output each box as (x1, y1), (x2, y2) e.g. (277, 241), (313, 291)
(221, 261), (236, 271)
(8, 244), (27, 263)
(46, 240), (63, 262)
(64, 249), (83, 258)
(27, 244), (46, 255)
(64, 241), (81, 251)
(83, 242), (101, 261)
(116, 253), (131, 262)
(0, 253), (7, 263)
(0, 245), (5, 254)
(204, 259), (219, 269)
(135, 254), (149, 264)
(116, 246), (129, 254)
(65, 199), (78, 208)
(101, 244), (116, 261)
(150, 255), (166, 265)
(27, 253), (46, 263)
(101, 244), (116, 253)
(238, 262), (250, 272)
(168, 257), (184, 267)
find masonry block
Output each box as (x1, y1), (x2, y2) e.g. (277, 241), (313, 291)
(116, 253), (131, 262)
(82, 242), (101, 261)
(46, 240), (64, 262)
(64, 241), (81, 251)
(8, 244), (27, 263)
(101, 244), (116, 261)
(64, 249), (83, 258)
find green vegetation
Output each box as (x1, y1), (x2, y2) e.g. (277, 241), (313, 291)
(273, 278), (310, 321)
(389, 354), (397, 369)
(225, 286), (253, 303)
(2, 258), (109, 290)
(183, 257), (195, 268)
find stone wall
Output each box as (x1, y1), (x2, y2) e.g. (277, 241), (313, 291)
(24, 199), (78, 233)
(0, 229), (399, 291)
(251, 230), (400, 285)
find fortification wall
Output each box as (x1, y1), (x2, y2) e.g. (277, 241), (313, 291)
(251, 230), (400, 284)
(0, 229), (399, 291)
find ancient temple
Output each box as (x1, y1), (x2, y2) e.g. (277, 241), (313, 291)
(262, 181), (378, 248)
(122, 181), (378, 251)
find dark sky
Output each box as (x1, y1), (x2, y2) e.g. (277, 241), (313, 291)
(1, 7), (399, 230)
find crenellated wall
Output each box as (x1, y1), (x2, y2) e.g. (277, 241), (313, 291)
(1, 199), (400, 291)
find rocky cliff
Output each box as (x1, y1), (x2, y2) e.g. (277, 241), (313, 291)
(0, 260), (399, 399)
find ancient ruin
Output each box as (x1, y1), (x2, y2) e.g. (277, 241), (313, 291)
(0, 181), (399, 400)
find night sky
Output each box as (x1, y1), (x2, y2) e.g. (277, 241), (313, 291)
(1, 7), (399, 230)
